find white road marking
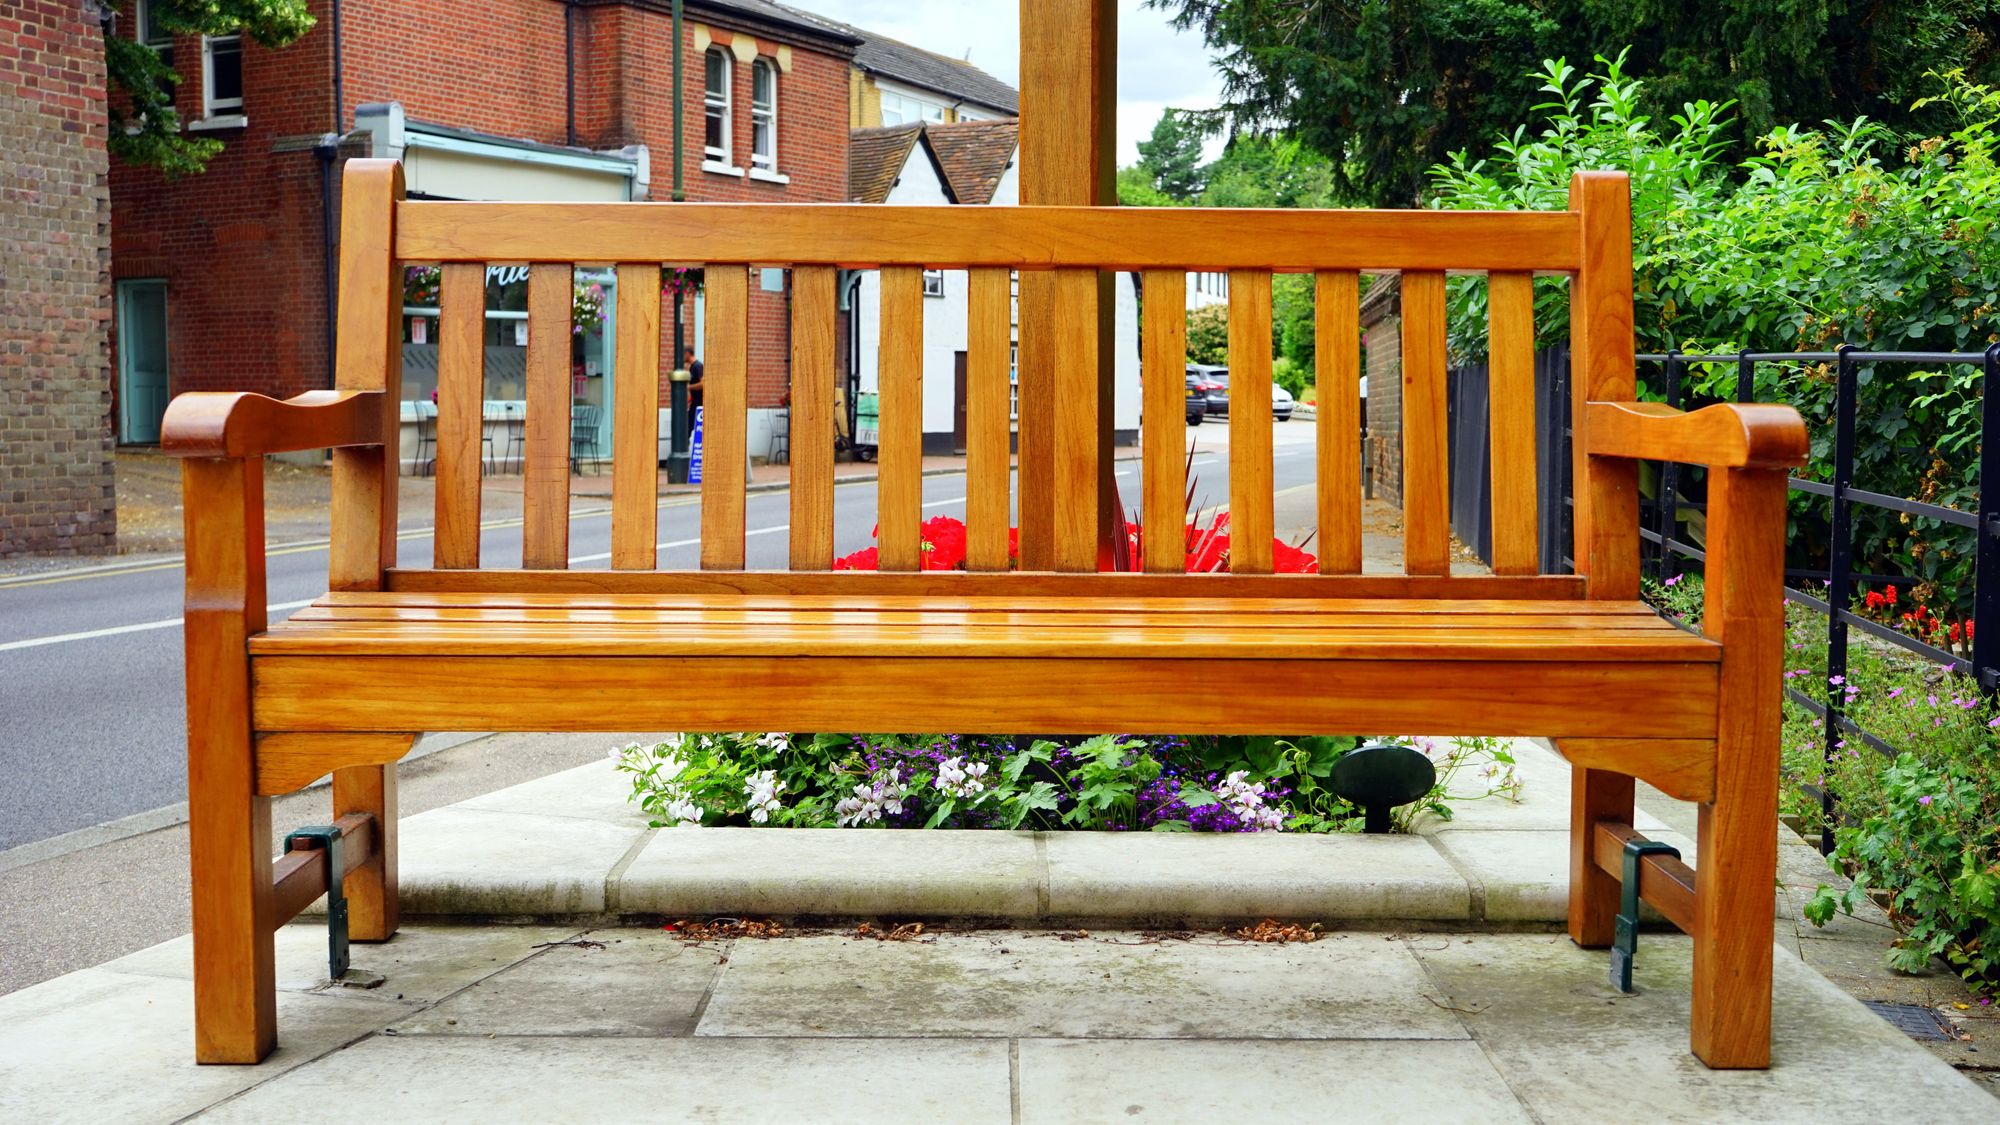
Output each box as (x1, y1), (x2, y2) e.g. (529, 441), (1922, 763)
(566, 496), (972, 564)
(0, 598), (318, 653)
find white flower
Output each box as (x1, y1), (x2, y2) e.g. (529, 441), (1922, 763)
(663, 788), (704, 827)
(933, 756), (990, 800)
(744, 769), (785, 824)
(754, 732), (791, 752)
(834, 768), (910, 827)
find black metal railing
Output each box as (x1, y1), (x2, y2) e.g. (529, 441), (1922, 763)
(1561, 345), (2000, 853)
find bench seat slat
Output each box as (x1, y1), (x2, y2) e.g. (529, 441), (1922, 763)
(251, 654), (1718, 739)
(254, 597), (1716, 661)
(381, 569), (1589, 599)
(320, 591), (1663, 615)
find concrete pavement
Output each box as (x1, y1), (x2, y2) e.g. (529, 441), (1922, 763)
(4, 737), (1998, 1118)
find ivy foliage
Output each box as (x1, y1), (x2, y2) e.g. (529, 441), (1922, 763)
(1429, 57), (2000, 617)
(1152, 0), (2000, 205)
(107, 0), (314, 177)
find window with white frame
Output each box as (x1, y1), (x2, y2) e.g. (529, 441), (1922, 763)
(704, 48), (732, 164)
(202, 33), (243, 116)
(922, 269), (944, 297)
(750, 59), (777, 172)
(136, 0), (173, 66)
(879, 89), (945, 126)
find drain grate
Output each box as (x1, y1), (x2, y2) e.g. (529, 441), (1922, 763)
(1862, 1000), (1954, 1041)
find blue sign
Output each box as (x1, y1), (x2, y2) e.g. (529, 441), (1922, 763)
(689, 405), (704, 485)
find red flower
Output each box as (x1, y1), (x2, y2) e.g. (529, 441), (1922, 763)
(920, 516), (967, 570)
(1272, 539), (1320, 574)
(1887, 585), (1899, 604)
(833, 546), (878, 571)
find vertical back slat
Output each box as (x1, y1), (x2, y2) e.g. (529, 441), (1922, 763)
(432, 262), (484, 569)
(877, 266), (924, 571)
(700, 265), (749, 570)
(1228, 269), (1273, 574)
(611, 262), (661, 570)
(1315, 269), (1362, 574)
(1400, 270), (1449, 576)
(330, 160), (402, 592)
(966, 267), (1013, 571)
(789, 265), (837, 570)
(1571, 171), (1639, 599)
(1487, 270), (1539, 575)
(1141, 269), (1187, 573)
(1052, 268), (1100, 572)
(522, 263), (572, 569)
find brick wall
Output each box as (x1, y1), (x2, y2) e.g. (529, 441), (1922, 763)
(108, 0), (338, 416)
(1364, 317), (1402, 506)
(341, 0), (855, 411)
(1, 0), (115, 556)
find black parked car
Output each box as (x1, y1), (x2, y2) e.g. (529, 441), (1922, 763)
(1183, 371), (1207, 425)
(1187, 364), (1228, 415)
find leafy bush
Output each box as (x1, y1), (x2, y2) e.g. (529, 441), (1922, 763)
(1646, 572), (2000, 994)
(1186, 304), (1229, 365)
(1432, 53), (2000, 639)
(1272, 356), (1311, 402)
(613, 732), (1523, 835)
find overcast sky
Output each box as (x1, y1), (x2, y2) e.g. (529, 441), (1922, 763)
(796, 0), (1227, 165)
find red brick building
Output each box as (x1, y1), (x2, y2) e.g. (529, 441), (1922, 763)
(109, 0), (860, 459)
(2, 0), (115, 556)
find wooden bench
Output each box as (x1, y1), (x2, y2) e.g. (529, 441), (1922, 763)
(163, 159), (1805, 1067)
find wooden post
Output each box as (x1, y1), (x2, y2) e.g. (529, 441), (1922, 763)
(1691, 465), (1786, 1068)
(1569, 171), (1638, 600)
(330, 159), (404, 592)
(1018, 0), (1116, 569)
(1564, 171), (1639, 956)
(184, 456), (276, 1063)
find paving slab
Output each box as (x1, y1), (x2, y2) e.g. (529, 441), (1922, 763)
(1408, 932), (1996, 1122)
(616, 826), (1041, 918)
(0, 967), (405, 1125)
(394, 807), (648, 915)
(1016, 1039), (1533, 1124)
(192, 1035), (1014, 1124)
(1042, 830), (1471, 923)
(695, 930), (1467, 1040)
(392, 929), (723, 1036)
(99, 922), (582, 1001)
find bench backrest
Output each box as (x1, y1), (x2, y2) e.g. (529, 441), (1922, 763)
(332, 159), (1635, 598)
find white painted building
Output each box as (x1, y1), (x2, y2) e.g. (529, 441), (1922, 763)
(848, 119), (1141, 453)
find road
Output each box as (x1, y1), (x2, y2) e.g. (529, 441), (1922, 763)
(0, 418), (1319, 851)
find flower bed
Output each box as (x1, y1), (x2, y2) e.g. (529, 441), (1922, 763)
(614, 731), (1522, 835)
(1646, 572), (2000, 996)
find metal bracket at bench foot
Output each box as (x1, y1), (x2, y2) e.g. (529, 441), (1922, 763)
(1610, 836), (1682, 993)
(285, 825), (348, 981)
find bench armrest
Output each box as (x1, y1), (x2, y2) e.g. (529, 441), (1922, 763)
(162, 390), (386, 459)
(1585, 401), (1806, 469)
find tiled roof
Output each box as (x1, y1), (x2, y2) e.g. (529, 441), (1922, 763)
(691, 0), (862, 49)
(924, 119), (1018, 205)
(776, 4), (1019, 112)
(852, 32), (1019, 113)
(848, 123), (924, 203)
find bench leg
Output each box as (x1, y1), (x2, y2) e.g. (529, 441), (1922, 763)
(333, 762), (399, 941)
(184, 456), (277, 1064)
(1566, 764), (1633, 947)
(1689, 464), (1784, 1069)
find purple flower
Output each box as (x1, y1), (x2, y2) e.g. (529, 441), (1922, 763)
(1918, 795), (1934, 806)
(1665, 574), (1682, 587)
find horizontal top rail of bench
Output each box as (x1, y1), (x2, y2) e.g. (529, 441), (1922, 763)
(393, 202), (1585, 273)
